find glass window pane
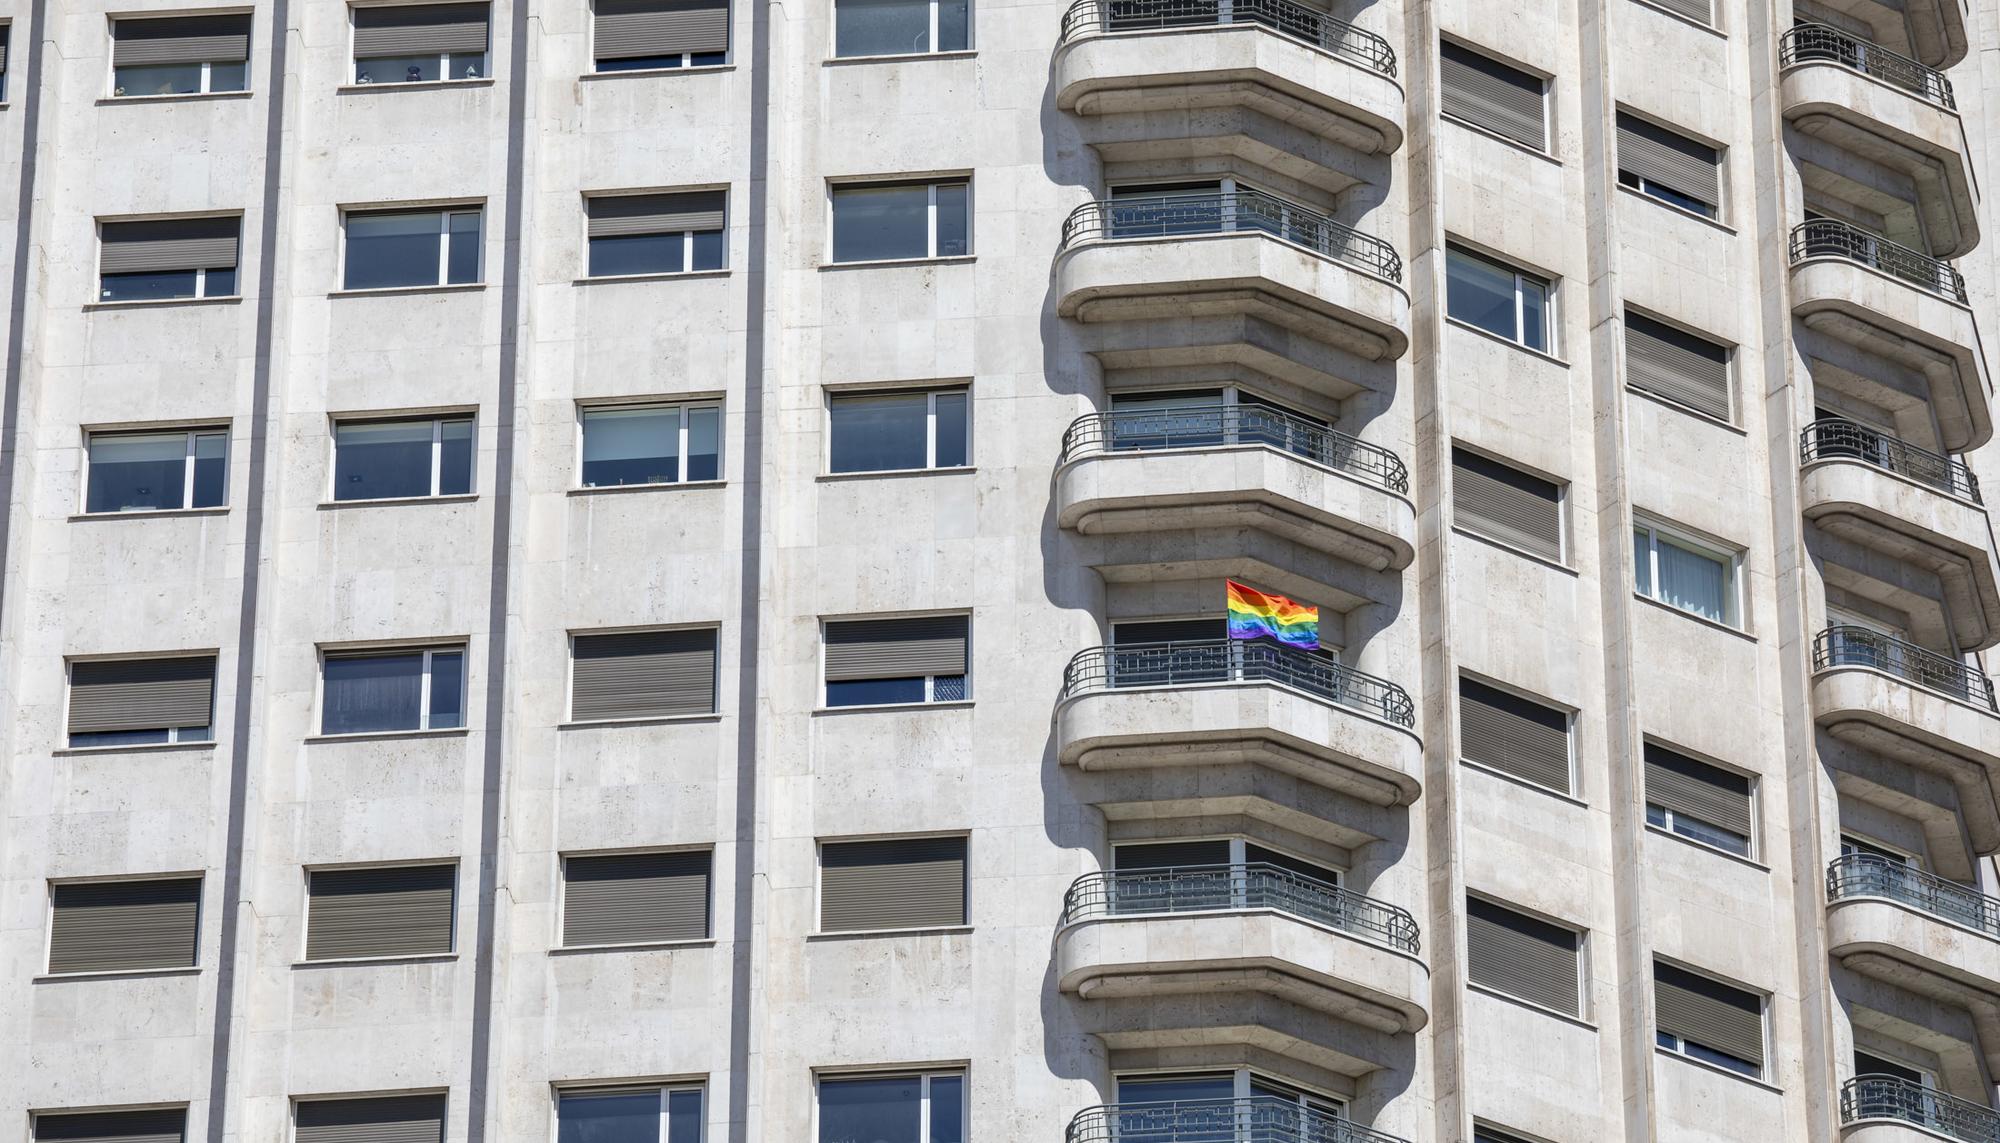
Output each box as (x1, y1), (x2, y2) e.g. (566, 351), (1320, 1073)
(88, 432), (189, 512)
(834, 0), (931, 56)
(583, 406), (680, 486)
(818, 1076), (922, 1143)
(590, 233), (684, 277)
(1658, 536), (1728, 622)
(428, 650), (465, 729)
(334, 419), (436, 501)
(938, 0), (969, 50)
(935, 183), (968, 256)
(191, 432), (228, 508)
(345, 210), (443, 289)
(439, 418), (474, 495)
(826, 677), (926, 707)
(666, 1092), (703, 1143)
(205, 266), (239, 297)
(1446, 247), (1521, 342)
(830, 392), (929, 472)
(1519, 277), (1549, 352)
(1633, 529), (1652, 597)
(558, 1091), (659, 1143)
(690, 228), (725, 271)
(357, 55), (439, 83)
(209, 60), (248, 91)
(687, 406), (721, 481)
(929, 1076), (963, 1143)
(832, 184), (931, 262)
(447, 211), (482, 284)
(933, 392), (968, 467)
(114, 63), (203, 96)
(322, 652), (424, 734)
(100, 270), (200, 302)
(449, 52), (486, 78)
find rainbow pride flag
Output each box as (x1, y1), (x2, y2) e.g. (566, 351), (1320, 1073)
(1226, 580), (1319, 649)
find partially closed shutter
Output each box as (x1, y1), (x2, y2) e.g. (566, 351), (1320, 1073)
(593, 0), (728, 59)
(1655, 961), (1764, 1067)
(1645, 0), (1710, 22)
(295, 1097), (446, 1143)
(571, 629), (717, 721)
(1440, 41), (1546, 150)
(306, 864), (455, 960)
(68, 656), (216, 735)
(1, 26), (13, 72)
(824, 616), (968, 681)
(1453, 448), (1562, 561)
(37, 1111), (186, 1143)
(1466, 896), (1580, 1015)
(1646, 743), (1753, 838)
(1112, 840), (1231, 869)
(586, 191), (726, 238)
(352, 3), (489, 56)
(1459, 677), (1571, 793)
(1618, 113), (1721, 206)
(113, 14), (253, 65)
(821, 836), (966, 931)
(100, 218), (240, 274)
(48, 877), (200, 974)
(562, 850), (711, 945)
(1626, 312), (1732, 421)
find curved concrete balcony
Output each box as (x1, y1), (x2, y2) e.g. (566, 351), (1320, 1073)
(1789, 220), (1989, 451)
(1056, 191), (1410, 362)
(1056, 864), (1427, 1036)
(1800, 421), (2000, 651)
(1807, 0), (1966, 69)
(1780, 27), (1977, 258)
(1842, 1076), (2000, 1143)
(1056, 405), (1415, 572)
(1067, 1096), (1408, 1143)
(1056, 639), (1422, 806)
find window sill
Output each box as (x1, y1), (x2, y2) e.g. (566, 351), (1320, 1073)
(336, 78), (496, 94)
(83, 295), (243, 312)
(97, 90), (254, 106)
(34, 965), (203, 983)
(1441, 113), (1560, 165)
(53, 741), (218, 757)
(1625, 385), (1745, 435)
(819, 254), (976, 272)
(1643, 822), (1768, 871)
(303, 727), (471, 744)
(807, 925), (973, 941)
(1633, 592), (1754, 642)
(823, 49), (977, 66)
(549, 938), (717, 955)
(293, 952), (458, 968)
(1459, 757), (1588, 808)
(1654, 1046), (1780, 1093)
(317, 493), (479, 509)
(1451, 525), (1577, 576)
(329, 282), (485, 299)
(580, 63), (736, 80)
(567, 480), (726, 496)
(1445, 317), (1568, 366)
(1615, 184), (1735, 234)
(70, 507), (230, 522)
(816, 466), (976, 483)
(1626, 0), (1726, 37)
(1465, 981), (1597, 1030)
(573, 269), (731, 285)
(558, 713), (723, 729)
(812, 700), (974, 715)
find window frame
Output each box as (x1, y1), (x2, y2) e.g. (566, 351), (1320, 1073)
(1622, 307), (1735, 424)
(63, 652), (217, 749)
(1456, 672), (1576, 797)
(315, 642), (468, 737)
(1653, 958), (1767, 1079)
(555, 1083), (708, 1143)
(815, 832), (971, 934)
(582, 189), (728, 278)
(338, 204), (485, 291)
(43, 871), (204, 976)
(827, 178), (972, 264)
(1643, 739), (1757, 859)
(818, 612), (972, 708)
(107, 14), (253, 100)
(1464, 891), (1587, 1018)
(824, 385), (972, 475)
(1632, 515), (1743, 628)
(1445, 243), (1554, 353)
(575, 400), (724, 489)
(1615, 110), (1724, 222)
(1437, 37), (1551, 155)
(327, 412), (476, 502)
(81, 423), (230, 515)
(563, 624), (721, 722)
(299, 862), (459, 962)
(347, 2), (490, 84)
(96, 214), (243, 302)
(812, 1070), (968, 1143)
(556, 847), (715, 948)
(1450, 443), (1567, 564)
(829, 0), (972, 58)
(588, 0), (730, 71)
(1111, 1068), (1348, 1120)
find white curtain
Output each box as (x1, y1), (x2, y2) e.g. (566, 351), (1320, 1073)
(1657, 537), (1728, 622)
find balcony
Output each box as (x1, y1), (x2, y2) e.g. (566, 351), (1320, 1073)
(1056, 405), (1416, 572)
(1789, 219), (1989, 451)
(1805, 0), (1966, 70)
(1780, 26), (1977, 258)
(1800, 422), (2000, 651)
(1055, 639), (1422, 806)
(1841, 1076), (2000, 1143)
(1055, 190), (1410, 362)
(1067, 1097), (1408, 1143)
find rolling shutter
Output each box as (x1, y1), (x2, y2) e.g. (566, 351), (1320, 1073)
(1645, 744), (1753, 838)
(820, 836), (966, 931)
(593, 0), (728, 59)
(570, 629), (717, 721)
(68, 656), (216, 735)
(562, 850), (711, 945)
(586, 191), (725, 238)
(48, 877), (200, 974)
(295, 1097), (446, 1143)
(37, 1111), (186, 1143)
(352, 4), (489, 56)
(1440, 41), (1546, 150)
(1453, 448), (1562, 561)
(1466, 896), (1580, 1015)
(1645, 0), (1710, 22)
(305, 864), (454, 960)
(1618, 113), (1721, 207)
(1112, 840), (1231, 869)
(113, 14), (252, 65)
(1655, 961), (1764, 1068)
(0, 26), (12, 73)
(1626, 312), (1732, 421)
(100, 218), (240, 274)
(1459, 677), (1571, 794)
(824, 616), (968, 681)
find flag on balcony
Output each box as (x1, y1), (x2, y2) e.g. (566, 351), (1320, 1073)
(1226, 580), (1319, 649)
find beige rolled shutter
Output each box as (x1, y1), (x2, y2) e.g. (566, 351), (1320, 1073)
(68, 656), (216, 735)
(48, 877), (201, 974)
(593, 0), (728, 59)
(1440, 41), (1546, 150)
(1646, 0), (1710, 21)
(306, 864), (455, 960)
(1617, 113), (1721, 206)
(1466, 896), (1580, 1015)
(821, 836), (967, 931)
(1645, 744), (1753, 838)
(1459, 678), (1571, 793)
(352, 3), (489, 56)
(571, 629), (717, 721)
(1655, 962), (1765, 1067)
(586, 191), (726, 238)
(1626, 312), (1731, 421)
(1452, 448), (1562, 561)
(36, 1111), (186, 1143)
(562, 850), (711, 945)
(100, 218), (240, 274)
(295, 1097), (446, 1143)
(113, 14), (252, 65)
(824, 616), (968, 681)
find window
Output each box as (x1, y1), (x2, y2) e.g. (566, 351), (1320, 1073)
(1855, 1049), (1931, 1088)
(828, 388), (968, 473)
(1466, 895), (1583, 1016)
(586, 191), (726, 276)
(36, 1110), (187, 1143)
(818, 1073), (964, 1143)
(1617, 113), (1721, 219)
(830, 180), (969, 263)
(304, 864), (455, 960)
(1625, 311), (1731, 422)
(351, 2), (488, 83)
(561, 850), (712, 946)
(47, 876), (201, 974)
(1458, 676), (1571, 795)
(0, 25), (12, 102)
(84, 426), (227, 514)
(1452, 447), (1562, 562)
(1473, 1129), (1537, 1143)
(99, 216), (240, 301)
(331, 415), (474, 501)
(819, 835), (967, 932)
(66, 654), (216, 748)
(833, 0), (968, 57)
(1447, 245), (1550, 352)
(1654, 960), (1765, 1077)
(822, 615), (969, 706)
(1645, 743), (1754, 857)
(342, 206), (482, 289)
(319, 645), (465, 735)
(1114, 1073), (1346, 1130)
(570, 628), (718, 720)
(296, 1097), (445, 1143)
(579, 402), (721, 486)
(1111, 838), (1340, 914)
(592, 0), (727, 69)
(1642, 0), (1711, 23)
(1633, 517), (1739, 627)
(111, 14), (251, 96)
(559, 1087), (704, 1143)
(1439, 40), (1547, 151)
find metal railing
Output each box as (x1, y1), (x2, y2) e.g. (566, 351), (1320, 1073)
(1060, 190), (1404, 284)
(1057, 0), (1397, 76)
(1060, 639), (1417, 728)
(1066, 1097), (1410, 1143)
(1828, 853), (2000, 939)
(1059, 405), (1409, 492)
(1841, 1075), (2000, 1142)
(1812, 625), (1998, 711)
(1789, 218), (1967, 302)
(1060, 864), (1421, 953)
(1779, 23), (1955, 109)
(1800, 419), (1981, 503)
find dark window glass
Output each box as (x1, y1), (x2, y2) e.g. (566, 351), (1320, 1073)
(428, 650), (465, 728)
(100, 269), (199, 302)
(87, 432), (189, 512)
(929, 1076), (963, 1143)
(114, 63), (202, 96)
(687, 406), (721, 480)
(835, 0), (930, 56)
(321, 652), (424, 734)
(557, 1091), (655, 1143)
(334, 419), (434, 500)
(934, 391), (968, 467)
(206, 266), (238, 295)
(818, 1076), (921, 1143)
(438, 418), (474, 494)
(191, 432), (227, 506)
(938, 0), (969, 49)
(690, 228), (725, 270)
(826, 676), (926, 706)
(345, 210), (443, 289)
(830, 391), (929, 472)
(356, 55), (440, 83)
(832, 184), (930, 262)
(210, 60), (248, 90)
(589, 232), (683, 277)
(583, 405), (679, 486)
(446, 211), (482, 283)
(935, 183), (969, 256)
(666, 1092), (702, 1143)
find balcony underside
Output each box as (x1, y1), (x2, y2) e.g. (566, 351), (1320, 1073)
(1810, 0), (1966, 68)
(1080, 987), (1406, 1079)
(1087, 313), (1384, 402)
(1080, 760), (1403, 849)
(1828, 898), (2000, 1072)
(1826, 746), (1991, 879)
(1086, 528), (1382, 618)
(1813, 668), (2000, 855)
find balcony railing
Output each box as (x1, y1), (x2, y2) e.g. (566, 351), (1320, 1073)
(1057, 0), (1397, 77)
(1812, 625), (1997, 711)
(1067, 1097), (1409, 1143)
(1059, 405), (1409, 493)
(1061, 639), (1417, 728)
(1789, 218), (1967, 302)
(1060, 190), (1405, 285)
(1841, 1075), (2000, 1143)
(1800, 418), (1981, 503)
(1779, 23), (1955, 109)
(1061, 863), (1421, 953)
(1828, 853), (2000, 939)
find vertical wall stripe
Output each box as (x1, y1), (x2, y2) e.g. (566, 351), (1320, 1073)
(0, 0), (44, 640)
